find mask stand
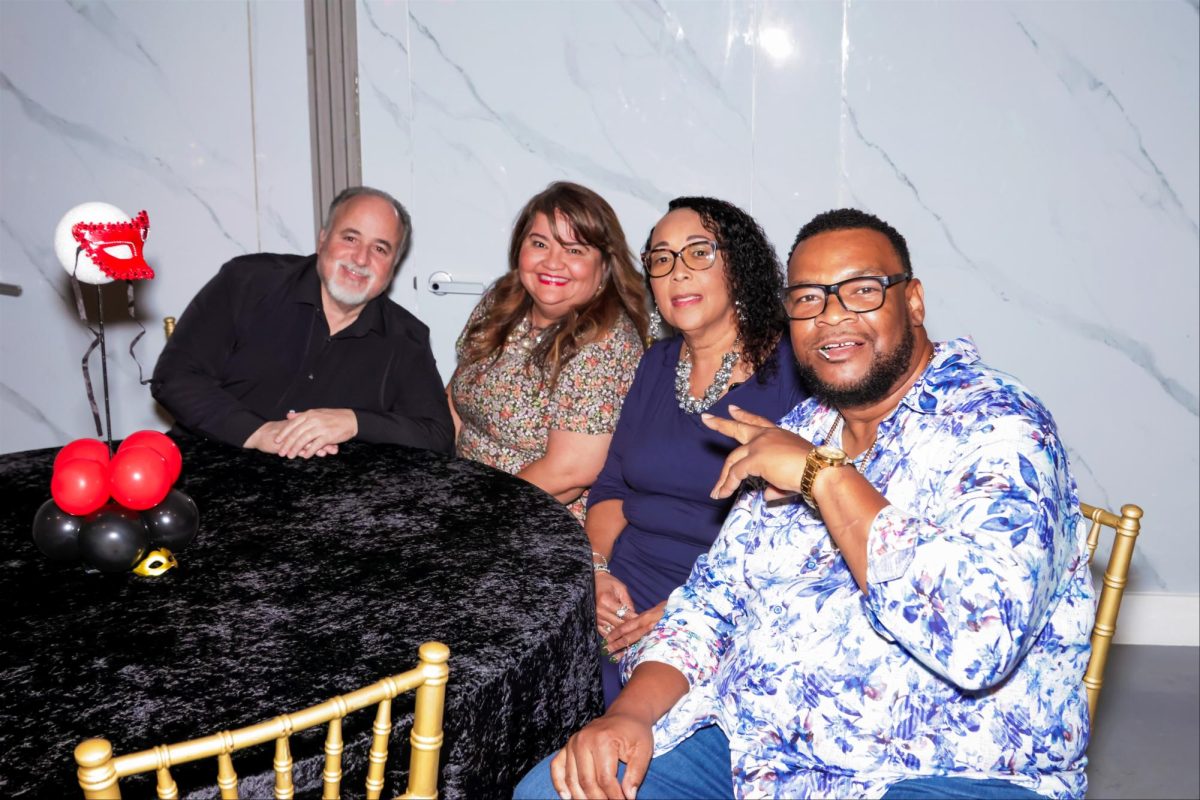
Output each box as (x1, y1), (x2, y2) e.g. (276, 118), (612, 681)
(95, 283), (114, 456)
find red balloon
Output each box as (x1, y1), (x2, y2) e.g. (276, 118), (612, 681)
(51, 458), (110, 515)
(118, 430), (182, 484)
(108, 446), (171, 511)
(53, 438), (110, 472)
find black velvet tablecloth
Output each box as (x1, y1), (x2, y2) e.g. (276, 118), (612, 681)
(0, 436), (602, 798)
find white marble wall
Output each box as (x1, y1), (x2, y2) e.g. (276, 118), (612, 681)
(1, 1), (1194, 600)
(0, 0), (313, 451)
(358, 0), (1198, 597)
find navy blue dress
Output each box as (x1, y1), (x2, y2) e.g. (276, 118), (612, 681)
(588, 336), (806, 705)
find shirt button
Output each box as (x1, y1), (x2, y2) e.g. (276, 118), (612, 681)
(307, 373), (314, 380)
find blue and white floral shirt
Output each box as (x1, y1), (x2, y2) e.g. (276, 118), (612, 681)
(626, 338), (1094, 799)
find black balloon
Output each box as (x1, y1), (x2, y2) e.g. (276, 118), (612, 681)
(141, 489), (199, 551)
(78, 504), (149, 573)
(31, 499), (84, 561)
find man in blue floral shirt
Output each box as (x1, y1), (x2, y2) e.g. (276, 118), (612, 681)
(516, 209), (1094, 799)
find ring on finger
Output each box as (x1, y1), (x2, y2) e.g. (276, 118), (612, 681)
(602, 623), (613, 635)
(615, 604), (629, 620)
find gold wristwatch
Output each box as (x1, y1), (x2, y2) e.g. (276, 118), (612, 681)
(800, 445), (848, 509)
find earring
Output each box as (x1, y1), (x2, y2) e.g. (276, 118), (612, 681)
(649, 305), (665, 340)
(735, 299), (746, 324)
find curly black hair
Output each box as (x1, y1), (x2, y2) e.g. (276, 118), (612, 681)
(648, 196), (788, 382)
(789, 208), (912, 277)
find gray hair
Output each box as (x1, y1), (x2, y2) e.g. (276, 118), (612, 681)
(322, 186), (413, 267)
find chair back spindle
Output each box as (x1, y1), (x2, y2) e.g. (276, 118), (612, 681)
(322, 712), (345, 799)
(75, 642), (449, 800)
(1079, 502), (1142, 727)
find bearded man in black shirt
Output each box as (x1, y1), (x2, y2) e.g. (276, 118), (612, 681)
(152, 186), (453, 458)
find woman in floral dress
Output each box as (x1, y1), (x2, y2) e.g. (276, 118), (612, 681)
(449, 182), (648, 522)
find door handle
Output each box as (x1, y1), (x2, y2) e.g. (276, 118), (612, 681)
(428, 271), (485, 296)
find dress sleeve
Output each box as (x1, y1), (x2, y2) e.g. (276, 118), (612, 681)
(586, 342), (657, 508)
(550, 317), (643, 436)
(150, 261), (266, 447)
(455, 293), (493, 363)
(861, 411), (1085, 692)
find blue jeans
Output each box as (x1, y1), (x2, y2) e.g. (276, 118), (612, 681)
(881, 777), (1046, 798)
(514, 724), (733, 799)
(514, 724), (1048, 799)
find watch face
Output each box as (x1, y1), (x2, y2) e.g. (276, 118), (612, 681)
(815, 444), (846, 461)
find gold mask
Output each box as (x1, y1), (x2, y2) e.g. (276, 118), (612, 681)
(133, 548), (178, 577)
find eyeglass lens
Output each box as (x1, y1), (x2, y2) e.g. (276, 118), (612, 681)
(785, 277), (890, 319)
(643, 241), (717, 277)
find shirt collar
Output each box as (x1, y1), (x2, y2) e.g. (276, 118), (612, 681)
(898, 336), (980, 415)
(289, 255), (388, 338)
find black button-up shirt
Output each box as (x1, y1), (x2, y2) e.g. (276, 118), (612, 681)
(151, 253), (453, 453)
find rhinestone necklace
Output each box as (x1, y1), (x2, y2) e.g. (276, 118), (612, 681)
(507, 315), (548, 354)
(675, 338), (740, 414)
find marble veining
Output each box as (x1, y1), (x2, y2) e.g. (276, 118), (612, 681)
(409, 12), (673, 207)
(0, 383), (69, 444)
(65, 0), (162, 73)
(361, 0), (408, 55)
(842, 102), (1197, 419)
(0, 218), (72, 307)
(0, 73), (250, 253)
(1012, 16), (1198, 237)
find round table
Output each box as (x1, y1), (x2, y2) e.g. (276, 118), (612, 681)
(0, 435), (602, 798)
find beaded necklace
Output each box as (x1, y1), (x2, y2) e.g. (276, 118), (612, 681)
(675, 338), (740, 414)
(506, 315), (548, 354)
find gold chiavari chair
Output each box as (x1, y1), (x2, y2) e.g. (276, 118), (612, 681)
(75, 641), (449, 800)
(1080, 502), (1143, 727)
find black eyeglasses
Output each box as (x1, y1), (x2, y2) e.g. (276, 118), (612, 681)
(641, 240), (720, 278)
(782, 273), (910, 320)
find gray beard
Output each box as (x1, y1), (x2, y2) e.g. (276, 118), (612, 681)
(323, 269), (373, 308)
(795, 322), (916, 410)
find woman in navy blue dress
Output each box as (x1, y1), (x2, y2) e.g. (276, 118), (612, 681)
(587, 196), (806, 705)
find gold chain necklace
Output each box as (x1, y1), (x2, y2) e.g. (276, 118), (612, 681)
(822, 414), (877, 474)
(820, 346), (937, 474)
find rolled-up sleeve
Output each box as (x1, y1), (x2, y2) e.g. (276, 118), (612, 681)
(862, 415), (1082, 691)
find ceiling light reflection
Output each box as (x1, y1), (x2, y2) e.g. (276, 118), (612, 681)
(758, 25), (794, 63)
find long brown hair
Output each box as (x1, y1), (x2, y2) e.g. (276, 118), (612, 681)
(459, 182), (648, 388)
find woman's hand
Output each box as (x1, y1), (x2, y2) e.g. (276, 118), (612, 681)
(604, 601), (667, 659)
(595, 571), (636, 639)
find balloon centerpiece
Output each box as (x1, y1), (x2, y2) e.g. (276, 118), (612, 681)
(32, 431), (199, 575)
(32, 203), (199, 575)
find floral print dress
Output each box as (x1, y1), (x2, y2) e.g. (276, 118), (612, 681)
(451, 302), (643, 522)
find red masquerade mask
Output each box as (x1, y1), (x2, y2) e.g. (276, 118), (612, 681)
(71, 210), (152, 280)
